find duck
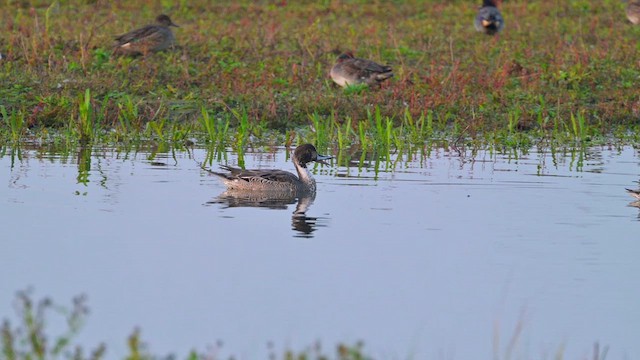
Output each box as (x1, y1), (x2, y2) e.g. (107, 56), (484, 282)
(626, 188), (640, 200)
(475, 0), (504, 35)
(114, 14), (179, 56)
(627, 1), (640, 24)
(209, 144), (332, 193)
(330, 52), (393, 88)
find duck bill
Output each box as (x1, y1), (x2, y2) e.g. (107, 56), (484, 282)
(315, 154), (333, 166)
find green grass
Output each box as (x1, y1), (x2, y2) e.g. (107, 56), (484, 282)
(0, 0), (639, 151)
(0, 106), (25, 143)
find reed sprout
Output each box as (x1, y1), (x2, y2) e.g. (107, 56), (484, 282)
(1, 106), (25, 143)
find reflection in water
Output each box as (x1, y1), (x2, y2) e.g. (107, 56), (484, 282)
(77, 146), (91, 185)
(291, 194), (326, 238)
(628, 200), (640, 220)
(7, 146), (22, 170)
(625, 185), (640, 219)
(7, 147), (25, 189)
(207, 190), (327, 238)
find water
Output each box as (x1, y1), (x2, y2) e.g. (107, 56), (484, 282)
(1, 144), (639, 359)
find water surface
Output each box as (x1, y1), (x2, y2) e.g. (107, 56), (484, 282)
(1, 144), (639, 359)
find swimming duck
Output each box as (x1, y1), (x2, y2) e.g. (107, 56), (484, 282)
(626, 188), (640, 200)
(114, 14), (179, 56)
(330, 52), (393, 88)
(627, 2), (640, 24)
(210, 144), (332, 193)
(475, 0), (504, 35)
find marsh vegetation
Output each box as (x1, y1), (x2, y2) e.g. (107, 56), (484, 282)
(1, 0), (639, 153)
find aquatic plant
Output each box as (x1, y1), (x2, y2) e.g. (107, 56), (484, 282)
(309, 112), (330, 151)
(569, 111), (588, 143)
(335, 116), (352, 150)
(232, 108), (250, 150)
(116, 94), (141, 138)
(75, 89), (96, 144)
(0, 289), (106, 360)
(0, 291), (375, 360)
(0, 106), (25, 143)
(146, 118), (166, 141)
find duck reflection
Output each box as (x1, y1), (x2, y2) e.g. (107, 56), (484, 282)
(206, 144), (332, 238)
(625, 187), (640, 219)
(628, 200), (640, 220)
(290, 194), (324, 238)
(208, 190), (326, 238)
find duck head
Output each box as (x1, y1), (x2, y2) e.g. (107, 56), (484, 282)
(156, 14), (179, 27)
(294, 144), (332, 168)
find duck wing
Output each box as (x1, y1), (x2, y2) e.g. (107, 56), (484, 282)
(115, 24), (162, 45)
(220, 165), (299, 184)
(348, 57), (392, 75)
(626, 188), (640, 200)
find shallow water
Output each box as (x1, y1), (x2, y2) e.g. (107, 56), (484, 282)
(1, 144), (639, 359)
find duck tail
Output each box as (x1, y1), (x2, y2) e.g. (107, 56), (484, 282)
(200, 163), (232, 180)
(626, 188), (640, 199)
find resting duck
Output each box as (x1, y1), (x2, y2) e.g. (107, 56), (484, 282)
(330, 52), (393, 87)
(114, 14), (179, 56)
(627, 1), (640, 24)
(475, 0), (504, 35)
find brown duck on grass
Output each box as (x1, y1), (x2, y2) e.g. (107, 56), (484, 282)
(475, 0), (504, 35)
(330, 52), (393, 88)
(627, 1), (640, 24)
(114, 14), (179, 56)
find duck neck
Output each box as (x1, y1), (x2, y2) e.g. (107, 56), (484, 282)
(294, 161), (316, 191)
